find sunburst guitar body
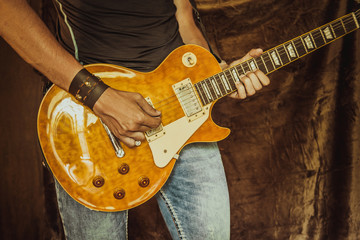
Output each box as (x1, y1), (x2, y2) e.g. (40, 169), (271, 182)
(37, 45), (230, 212)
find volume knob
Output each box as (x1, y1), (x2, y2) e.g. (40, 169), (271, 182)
(138, 176), (150, 188)
(118, 163), (130, 175)
(113, 189), (125, 199)
(92, 176), (105, 188)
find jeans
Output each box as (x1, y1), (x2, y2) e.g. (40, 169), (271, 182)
(55, 142), (230, 239)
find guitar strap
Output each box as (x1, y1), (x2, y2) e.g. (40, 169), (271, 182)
(189, 0), (222, 63)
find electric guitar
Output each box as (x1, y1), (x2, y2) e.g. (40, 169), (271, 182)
(37, 9), (360, 212)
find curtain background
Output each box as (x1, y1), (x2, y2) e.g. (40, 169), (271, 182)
(0, 0), (359, 239)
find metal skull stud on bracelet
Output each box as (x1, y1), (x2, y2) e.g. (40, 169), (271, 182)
(69, 68), (109, 110)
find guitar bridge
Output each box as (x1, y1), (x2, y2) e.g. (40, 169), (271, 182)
(145, 97), (165, 142)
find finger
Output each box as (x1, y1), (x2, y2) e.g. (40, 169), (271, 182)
(239, 48), (263, 63)
(228, 48), (264, 68)
(117, 135), (139, 148)
(136, 95), (161, 117)
(254, 69), (270, 86)
(248, 48), (263, 58)
(247, 72), (263, 91)
(135, 97), (162, 129)
(102, 115), (149, 139)
(123, 131), (146, 142)
(240, 75), (256, 96)
(228, 82), (246, 99)
(219, 60), (228, 70)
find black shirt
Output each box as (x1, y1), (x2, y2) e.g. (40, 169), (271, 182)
(54, 0), (184, 71)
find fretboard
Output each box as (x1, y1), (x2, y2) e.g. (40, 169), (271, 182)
(195, 9), (360, 106)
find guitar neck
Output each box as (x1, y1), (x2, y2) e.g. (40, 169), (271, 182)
(195, 9), (360, 106)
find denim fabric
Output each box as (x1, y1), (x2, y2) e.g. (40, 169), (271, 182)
(55, 142), (230, 239)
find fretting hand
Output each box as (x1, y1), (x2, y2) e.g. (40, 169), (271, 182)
(222, 48), (270, 99)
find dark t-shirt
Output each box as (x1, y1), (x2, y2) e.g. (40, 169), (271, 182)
(54, 0), (184, 71)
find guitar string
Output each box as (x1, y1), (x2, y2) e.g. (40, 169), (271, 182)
(150, 16), (357, 110)
(202, 17), (357, 102)
(254, 18), (354, 73)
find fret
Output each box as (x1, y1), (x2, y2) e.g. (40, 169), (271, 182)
(321, 25), (335, 42)
(300, 37), (309, 53)
(242, 61), (251, 73)
(317, 28), (327, 44)
(201, 80), (213, 103)
(340, 18), (347, 33)
(309, 33), (317, 48)
(195, 83), (208, 105)
(342, 14), (357, 32)
(274, 48), (284, 65)
(331, 19), (346, 37)
(205, 78), (217, 100)
(220, 72), (233, 92)
(310, 29), (326, 48)
(199, 81), (211, 105)
(210, 76), (221, 97)
(300, 35), (314, 52)
(269, 50), (282, 68)
(256, 56), (268, 74)
(356, 10), (360, 26)
(238, 63), (246, 75)
(262, 51), (275, 72)
(248, 59), (258, 71)
(353, 12), (359, 28)
(214, 74), (227, 96)
(230, 67), (241, 82)
(293, 37), (307, 56)
(276, 45), (290, 65)
(224, 69), (237, 90)
(329, 24), (337, 39)
(291, 40), (300, 57)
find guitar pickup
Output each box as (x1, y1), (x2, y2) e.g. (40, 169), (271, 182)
(172, 78), (204, 122)
(145, 97), (165, 142)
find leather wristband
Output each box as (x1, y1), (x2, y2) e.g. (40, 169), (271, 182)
(69, 68), (109, 110)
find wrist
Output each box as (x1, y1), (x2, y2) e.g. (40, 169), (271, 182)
(69, 68), (109, 110)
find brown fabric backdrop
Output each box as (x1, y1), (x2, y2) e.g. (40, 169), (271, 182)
(1, 0), (359, 239)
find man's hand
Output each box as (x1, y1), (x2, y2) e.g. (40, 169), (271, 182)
(93, 88), (162, 148)
(223, 48), (270, 99)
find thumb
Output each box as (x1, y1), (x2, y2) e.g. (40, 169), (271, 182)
(229, 48), (264, 68)
(240, 48), (263, 62)
(137, 97), (161, 117)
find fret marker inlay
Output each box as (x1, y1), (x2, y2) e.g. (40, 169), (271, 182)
(221, 75), (230, 91)
(202, 82), (211, 101)
(304, 36), (314, 49)
(231, 69), (240, 82)
(287, 44), (296, 58)
(249, 60), (257, 71)
(211, 78), (220, 96)
(323, 27), (333, 39)
(271, 51), (281, 66)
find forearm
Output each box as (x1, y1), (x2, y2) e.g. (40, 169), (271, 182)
(0, 0), (82, 91)
(174, 0), (210, 50)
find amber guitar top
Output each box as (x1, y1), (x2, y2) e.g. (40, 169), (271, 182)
(37, 10), (359, 211)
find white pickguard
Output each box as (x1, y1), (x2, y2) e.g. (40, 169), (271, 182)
(148, 105), (210, 168)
